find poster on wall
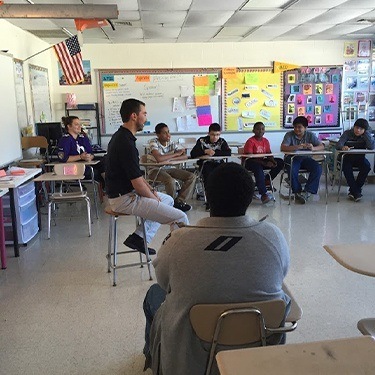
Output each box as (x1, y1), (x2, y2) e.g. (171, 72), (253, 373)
(223, 68), (282, 131)
(58, 60), (92, 85)
(283, 66), (342, 128)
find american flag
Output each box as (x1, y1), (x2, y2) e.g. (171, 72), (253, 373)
(53, 35), (84, 85)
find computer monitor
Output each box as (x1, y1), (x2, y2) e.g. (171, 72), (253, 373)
(36, 122), (64, 154)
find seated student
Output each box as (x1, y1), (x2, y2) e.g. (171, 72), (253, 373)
(190, 123), (231, 209)
(243, 121), (284, 204)
(336, 118), (375, 202)
(58, 116), (105, 185)
(280, 116), (325, 204)
(147, 123), (196, 212)
(142, 162), (290, 375)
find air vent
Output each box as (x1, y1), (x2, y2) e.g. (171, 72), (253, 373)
(114, 21), (133, 26)
(356, 18), (375, 24)
(27, 29), (69, 38)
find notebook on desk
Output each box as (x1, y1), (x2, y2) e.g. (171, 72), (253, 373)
(345, 140), (366, 149)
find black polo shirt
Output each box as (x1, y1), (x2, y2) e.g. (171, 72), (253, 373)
(105, 126), (143, 198)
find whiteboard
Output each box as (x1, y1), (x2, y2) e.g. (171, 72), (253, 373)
(14, 59), (28, 130)
(98, 69), (220, 135)
(29, 64), (52, 124)
(0, 53), (22, 168)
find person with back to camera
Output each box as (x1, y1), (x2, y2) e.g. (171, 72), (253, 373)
(147, 123), (196, 212)
(105, 98), (189, 255)
(243, 121), (284, 204)
(190, 122), (231, 210)
(335, 118), (375, 202)
(142, 162), (291, 375)
(58, 116), (105, 185)
(280, 116), (325, 204)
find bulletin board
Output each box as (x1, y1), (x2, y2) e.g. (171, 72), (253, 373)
(29, 64), (53, 124)
(97, 69), (220, 135)
(223, 68), (283, 131)
(283, 66), (342, 128)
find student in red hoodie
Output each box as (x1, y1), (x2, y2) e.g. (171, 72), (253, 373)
(243, 121), (283, 203)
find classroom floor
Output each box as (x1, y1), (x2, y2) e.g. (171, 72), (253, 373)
(1, 177), (375, 375)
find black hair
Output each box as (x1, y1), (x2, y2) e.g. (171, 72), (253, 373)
(293, 116), (308, 128)
(354, 118), (369, 131)
(253, 121), (265, 131)
(120, 98), (145, 123)
(155, 123), (168, 134)
(209, 123), (221, 132)
(206, 162), (254, 217)
(61, 116), (79, 131)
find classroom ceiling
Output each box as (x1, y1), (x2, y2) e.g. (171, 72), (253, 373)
(3, 0), (375, 44)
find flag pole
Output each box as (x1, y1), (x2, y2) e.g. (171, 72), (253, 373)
(23, 45), (54, 62)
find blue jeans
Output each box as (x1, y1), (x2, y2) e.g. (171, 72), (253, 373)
(143, 284), (167, 358)
(341, 155), (370, 195)
(245, 158), (284, 195)
(284, 156), (322, 194)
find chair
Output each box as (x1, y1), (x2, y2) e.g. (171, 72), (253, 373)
(19, 136), (49, 168)
(105, 207), (152, 286)
(190, 299), (298, 375)
(47, 163), (91, 239)
(335, 153), (361, 202)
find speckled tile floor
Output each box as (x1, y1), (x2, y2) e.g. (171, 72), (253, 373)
(1, 178), (375, 374)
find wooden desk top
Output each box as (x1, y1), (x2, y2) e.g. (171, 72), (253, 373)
(337, 149), (375, 155)
(216, 336), (375, 375)
(283, 150), (332, 156)
(34, 172), (85, 182)
(323, 243), (375, 277)
(239, 153), (283, 158)
(45, 160), (100, 167)
(0, 168), (42, 189)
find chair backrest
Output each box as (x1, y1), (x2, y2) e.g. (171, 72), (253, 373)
(190, 299), (286, 346)
(178, 137), (196, 145)
(53, 163), (85, 177)
(21, 136), (49, 150)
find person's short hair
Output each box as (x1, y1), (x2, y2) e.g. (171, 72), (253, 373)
(206, 162), (254, 217)
(120, 98), (145, 123)
(253, 121), (264, 131)
(293, 116), (308, 128)
(354, 118), (369, 131)
(155, 123), (168, 134)
(209, 123), (221, 132)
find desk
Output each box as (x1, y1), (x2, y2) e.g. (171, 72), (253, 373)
(216, 336), (375, 375)
(282, 150), (332, 204)
(0, 168), (42, 257)
(0, 188), (9, 269)
(336, 149), (375, 201)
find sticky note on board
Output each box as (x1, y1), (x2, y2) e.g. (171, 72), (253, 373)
(222, 67), (237, 79)
(195, 95), (210, 106)
(244, 73), (259, 84)
(194, 75), (209, 86)
(103, 82), (118, 89)
(195, 86), (209, 96)
(196, 106), (211, 116)
(198, 114), (212, 126)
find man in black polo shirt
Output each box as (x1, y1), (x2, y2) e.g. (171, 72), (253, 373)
(106, 98), (189, 254)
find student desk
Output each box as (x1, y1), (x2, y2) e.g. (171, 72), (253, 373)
(0, 188), (9, 268)
(335, 149), (375, 201)
(216, 336), (375, 375)
(323, 243), (375, 337)
(0, 168), (42, 257)
(282, 150), (332, 204)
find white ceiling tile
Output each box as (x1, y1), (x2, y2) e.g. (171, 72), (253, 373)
(225, 10), (282, 26)
(185, 11), (235, 27)
(144, 27), (181, 39)
(139, 0), (191, 11)
(50, 19), (76, 28)
(141, 11), (187, 27)
(289, 0), (348, 9)
(190, 0), (245, 11)
(211, 36), (242, 42)
(270, 9), (327, 25)
(178, 27), (221, 38)
(242, 0), (290, 9)
(80, 28), (105, 37)
(308, 9), (372, 24)
(106, 27), (143, 39)
(351, 25), (375, 34)
(336, 0), (375, 9)
(243, 25), (296, 41)
(117, 11), (141, 21)
(285, 24), (336, 36)
(216, 27), (253, 37)
(321, 23), (372, 36)
(80, 38), (113, 44)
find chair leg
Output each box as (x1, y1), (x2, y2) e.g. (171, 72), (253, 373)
(85, 197), (92, 237)
(113, 216), (118, 286)
(47, 201), (52, 239)
(107, 216), (114, 273)
(140, 218), (153, 281)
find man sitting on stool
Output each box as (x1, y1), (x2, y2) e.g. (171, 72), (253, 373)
(147, 123), (196, 212)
